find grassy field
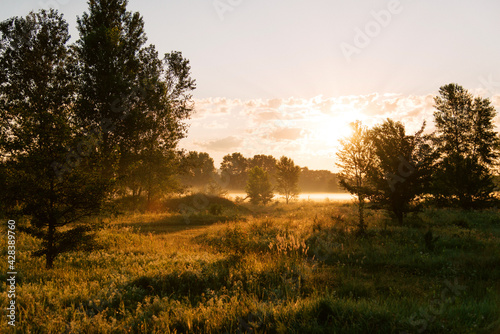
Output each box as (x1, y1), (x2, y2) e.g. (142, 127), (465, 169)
(1, 197), (500, 333)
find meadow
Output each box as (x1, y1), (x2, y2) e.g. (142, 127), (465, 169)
(1, 196), (500, 333)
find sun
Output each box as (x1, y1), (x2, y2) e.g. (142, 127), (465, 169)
(315, 108), (366, 146)
(316, 121), (351, 146)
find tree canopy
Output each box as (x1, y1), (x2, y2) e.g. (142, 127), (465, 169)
(367, 119), (435, 224)
(432, 83), (499, 208)
(0, 9), (112, 268)
(276, 156), (301, 204)
(246, 166), (274, 205)
(75, 0), (195, 203)
(336, 121), (373, 233)
(336, 83), (499, 229)
(0, 0), (196, 267)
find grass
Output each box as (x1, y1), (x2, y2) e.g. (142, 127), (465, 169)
(1, 199), (500, 333)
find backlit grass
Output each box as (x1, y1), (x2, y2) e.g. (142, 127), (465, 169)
(1, 200), (499, 333)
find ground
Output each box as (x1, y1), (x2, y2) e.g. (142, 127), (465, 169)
(1, 198), (500, 333)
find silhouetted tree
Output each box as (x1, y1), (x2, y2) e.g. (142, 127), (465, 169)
(220, 152), (248, 189)
(367, 119), (436, 225)
(0, 10), (111, 269)
(76, 0), (194, 203)
(432, 83), (499, 208)
(276, 156), (301, 204)
(180, 151), (216, 188)
(336, 121), (374, 233)
(75, 0), (145, 173)
(246, 166), (274, 205)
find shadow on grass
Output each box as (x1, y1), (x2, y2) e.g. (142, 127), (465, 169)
(124, 254), (307, 306)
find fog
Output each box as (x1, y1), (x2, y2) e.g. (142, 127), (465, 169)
(227, 192), (354, 202)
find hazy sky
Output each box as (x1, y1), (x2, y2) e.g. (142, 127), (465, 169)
(2, 0), (500, 170)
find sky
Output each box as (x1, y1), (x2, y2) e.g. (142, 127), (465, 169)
(2, 0), (500, 171)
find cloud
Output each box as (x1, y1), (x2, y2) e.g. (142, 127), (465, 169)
(194, 136), (243, 151)
(252, 110), (282, 122)
(492, 94), (500, 106)
(192, 97), (241, 119)
(201, 120), (229, 129)
(267, 98), (282, 109)
(268, 127), (305, 141)
(182, 91), (500, 171)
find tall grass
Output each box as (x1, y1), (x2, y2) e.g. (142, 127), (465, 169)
(1, 202), (499, 333)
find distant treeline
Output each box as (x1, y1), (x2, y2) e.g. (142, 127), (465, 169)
(178, 152), (343, 193)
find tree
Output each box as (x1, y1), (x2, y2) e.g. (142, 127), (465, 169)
(179, 151), (216, 188)
(220, 152), (248, 189)
(0, 10), (111, 268)
(75, 0), (195, 204)
(367, 119), (436, 225)
(248, 154), (278, 184)
(276, 156), (300, 204)
(433, 84), (499, 208)
(129, 49), (195, 204)
(75, 0), (145, 171)
(298, 167), (342, 192)
(336, 121), (374, 233)
(245, 166), (274, 205)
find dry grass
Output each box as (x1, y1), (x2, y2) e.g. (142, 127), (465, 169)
(1, 201), (499, 333)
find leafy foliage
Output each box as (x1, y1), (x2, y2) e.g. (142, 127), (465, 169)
(248, 154), (278, 184)
(432, 83), (500, 208)
(276, 156), (301, 204)
(0, 10), (111, 268)
(367, 119), (436, 224)
(75, 0), (195, 203)
(246, 166), (274, 205)
(179, 151), (216, 188)
(336, 121), (374, 233)
(220, 152), (248, 189)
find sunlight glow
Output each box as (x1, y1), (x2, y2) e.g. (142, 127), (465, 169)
(314, 105), (366, 147)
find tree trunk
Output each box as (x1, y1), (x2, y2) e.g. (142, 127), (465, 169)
(395, 210), (404, 226)
(46, 220), (56, 269)
(357, 194), (365, 233)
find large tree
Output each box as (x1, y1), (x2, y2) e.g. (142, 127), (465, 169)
(75, 0), (195, 203)
(367, 119), (436, 225)
(124, 49), (195, 204)
(276, 156), (301, 204)
(75, 0), (145, 166)
(433, 84), (499, 208)
(336, 121), (374, 233)
(0, 10), (111, 268)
